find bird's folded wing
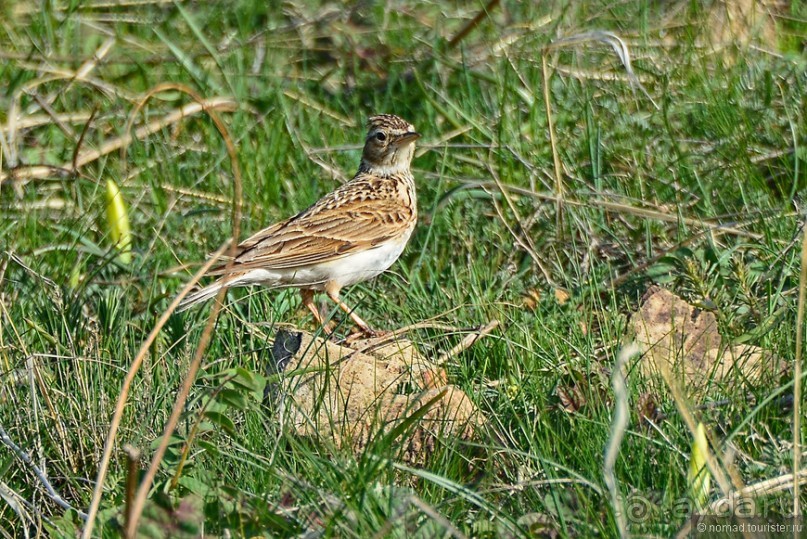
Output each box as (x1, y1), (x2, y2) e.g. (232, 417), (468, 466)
(207, 199), (413, 274)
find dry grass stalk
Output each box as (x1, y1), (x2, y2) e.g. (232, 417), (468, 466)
(123, 84), (243, 538)
(477, 180), (763, 240)
(80, 241), (231, 539)
(83, 84), (243, 539)
(603, 343), (637, 538)
(1, 97), (238, 184)
(792, 226), (807, 516)
(436, 320), (500, 365)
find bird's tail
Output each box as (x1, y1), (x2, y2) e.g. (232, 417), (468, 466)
(176, 281), (225, 313)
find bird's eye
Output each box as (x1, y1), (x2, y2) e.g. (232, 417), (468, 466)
(375, 132), (387, 142)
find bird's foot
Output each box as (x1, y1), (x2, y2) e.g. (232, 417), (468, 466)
(343, 326), (390, 345)
(361, 326), (384, 338)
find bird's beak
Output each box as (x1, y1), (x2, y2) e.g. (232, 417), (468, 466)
(396, 132), (421, 145)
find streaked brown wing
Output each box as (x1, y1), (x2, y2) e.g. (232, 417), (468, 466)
(207, 198), (413, 275)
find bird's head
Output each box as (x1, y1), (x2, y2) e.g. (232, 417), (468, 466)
(360, 114), (420, 175)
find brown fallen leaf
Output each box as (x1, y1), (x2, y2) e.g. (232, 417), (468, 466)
(554, 366), (611, 414)
(522, 288), (541, 311)
(556, 383), (587, 414)
(554, 288), (570, 305)
(636, 391), (664, 428)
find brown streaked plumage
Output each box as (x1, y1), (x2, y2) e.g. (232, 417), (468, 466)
(177, 114), (420, 335)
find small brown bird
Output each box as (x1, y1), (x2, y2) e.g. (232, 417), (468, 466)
(177, 114), (420, 335)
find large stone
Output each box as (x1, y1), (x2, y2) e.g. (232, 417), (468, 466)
(267, 329), (483, 464)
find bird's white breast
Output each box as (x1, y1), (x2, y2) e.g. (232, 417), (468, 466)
(315, 231), (412, 289)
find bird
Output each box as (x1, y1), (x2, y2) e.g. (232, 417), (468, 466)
(177, 114), (420, 336)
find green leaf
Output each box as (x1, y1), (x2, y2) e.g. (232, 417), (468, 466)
(196, 439), (219, 457)
(105, 179), (132, 265)
(178, 475), (212, 497)
(203, 411), (236, 436)
(227, 367), (267, 398)
(217, 388), (249, 410)
(687, 423), (712, 509)
(151, 434), (186, 450)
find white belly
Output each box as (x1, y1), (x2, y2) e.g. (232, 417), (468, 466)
(233, 232), (411, 291)
(313, 236), (409, 288)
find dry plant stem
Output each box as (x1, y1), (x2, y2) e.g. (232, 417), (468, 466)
(348, 320), (469, 356)
(487, 163), (556, 286)
(0, 257), (78, 473)
(0, 119), (11, 168)
(286, 115), (349, 182)
(414, 126), (472, 158)
(651, 354), (738, 499)
(282, 89), (354, 126)
(120, 84), (229, 164)
(554, 65), (653, 84)
(487, 185), (556, 287)
(545, 31), (657, 110)
(80, 242), (230, 538)
(82, 82), (243, 537)
(28, 355), (78, 472)
(4, 47), (132, 168)
(44, 37), (116, 107)
(541, 54), (564, 235)
(676, 470), (807, 539)
(0, 97), (237, 184)
(793, 226), (807, 518)
(72, 107), (99, 171)
(714, 470), (807, 506)
(0, 424), (88, 519)
(0, 112), (93, 134)
(603, 344), (636, 538)
(5, 74), (69, 166)
(446, 0), (501, 49)
(123, 83), (243, 538)
(32, 93), (76, 139)
(436, 320), (500, 366)
(123, 445), (141, 533)
(476, 180), (763, 240)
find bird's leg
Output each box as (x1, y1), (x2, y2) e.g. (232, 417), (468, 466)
(300, 289), (330, 334)
(324, 284), (376, 336)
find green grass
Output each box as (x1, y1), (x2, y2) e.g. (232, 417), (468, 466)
(1, 0), (806, 537)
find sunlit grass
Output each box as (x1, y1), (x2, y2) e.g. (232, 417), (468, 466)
(1, 0), (806, 536)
